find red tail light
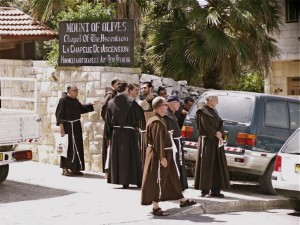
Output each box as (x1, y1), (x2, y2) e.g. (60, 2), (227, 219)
(236, 132), (247, 145)
(274, 155), (282, 172)
(181, 126), (194, 138)
(236, 132), (257, 146)
(13, 150), (32, 161)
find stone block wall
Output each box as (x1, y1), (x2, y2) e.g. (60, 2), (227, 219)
(266, 60), (300, 98)
(2, 58), (296, 173)
(0, 59), (206, 172)
(0, 59), (140, 173)
(139, 74), (205, 100)
(272, 0), (300, 61)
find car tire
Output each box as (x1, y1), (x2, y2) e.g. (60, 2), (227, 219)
(0, 164), (9, 183)
(289, 199), (300, 212)
(259, 160), (276, 195)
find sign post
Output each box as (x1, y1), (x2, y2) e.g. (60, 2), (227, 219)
(59, 20), (134, 67)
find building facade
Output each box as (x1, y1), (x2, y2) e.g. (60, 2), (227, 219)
(266, 0), (300, 98)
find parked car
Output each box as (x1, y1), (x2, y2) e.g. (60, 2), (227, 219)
(272, 128), (300, 211)
(181, 90), (300, 195)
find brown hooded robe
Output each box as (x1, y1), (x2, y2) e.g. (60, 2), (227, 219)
(141, 114), (184, 205)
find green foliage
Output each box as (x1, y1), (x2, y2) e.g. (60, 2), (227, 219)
(51, 2), (116, 30)
(46, 40), (59, 66)
(46, 2), (116, 67)
(143, 0), (281, 88)
(224, 71), (264, 93)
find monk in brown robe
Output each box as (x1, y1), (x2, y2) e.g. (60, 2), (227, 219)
(141, 97), (196, 217)
(194, 95), (230, 198)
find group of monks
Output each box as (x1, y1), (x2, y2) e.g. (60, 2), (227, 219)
(56, 79), (229, 216)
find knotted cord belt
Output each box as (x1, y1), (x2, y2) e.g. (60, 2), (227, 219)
(113, 126), (135, 130)
(64, 119), (82, 169)
(173, 136), (183, 166)
(139, 129), (147, 169)
(148, 144), (173, 199)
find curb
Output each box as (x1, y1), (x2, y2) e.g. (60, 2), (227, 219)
(175, 199), (291, 215)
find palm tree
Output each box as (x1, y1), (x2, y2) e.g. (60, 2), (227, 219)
(30, 0), (76, 23)
(145, 0), (281, 88)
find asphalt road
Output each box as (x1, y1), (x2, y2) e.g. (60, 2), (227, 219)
(0, 162), (299, 225)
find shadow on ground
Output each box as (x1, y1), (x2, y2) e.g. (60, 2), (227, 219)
(0, 180), (74, 204)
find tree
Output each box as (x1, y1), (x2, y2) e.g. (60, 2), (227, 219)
(30, 0), (76, 23)
(46, 2), (116, 66)
(224, 70), (264, 93)
(144, 0), (281, 89)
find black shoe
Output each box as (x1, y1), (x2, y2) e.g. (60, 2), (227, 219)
(72, 171), (84, 176)
(210, 192), (225, 198)
(122, 184), (129, 189)
(180, 199), (197, 208)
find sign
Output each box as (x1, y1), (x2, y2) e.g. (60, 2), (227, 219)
(59, 20), (134, 66)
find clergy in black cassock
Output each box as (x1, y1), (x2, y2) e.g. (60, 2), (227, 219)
(105, 81), (146, 188)
(163, 95), (188, 191)
(101, 78), (120, 173)
(55, 85), (94, 176)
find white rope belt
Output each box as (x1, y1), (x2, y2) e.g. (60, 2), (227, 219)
(139, 129), (146, 153)
(113, 126), (135, 130)
(147, 144), (172, 150)
(64, 119), (83, 169)
(147, 144), (175, 198)
(200, 136), (207, 157)
(173, 137), (183, 165)
(169, 133), (180, 177)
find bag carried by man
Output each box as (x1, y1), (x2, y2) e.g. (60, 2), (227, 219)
(54, 134), (69, 158)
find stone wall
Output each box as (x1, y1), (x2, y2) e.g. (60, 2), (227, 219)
(139, 74), (205, 100)
(272, 0), (300, 61)
(265, 0), (300, 97)
(0, 59), (206, 172)
(266, 60), (300, 98)
(0, 59), (140, 172)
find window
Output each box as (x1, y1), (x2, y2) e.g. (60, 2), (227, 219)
(289, 102), (300, 130)
(190, 94), (253, 123)
(281, 129), (300, 154)
(288, 77), (300, 95)
(286, 0), (299, 22)
(265, 101), (289, 129)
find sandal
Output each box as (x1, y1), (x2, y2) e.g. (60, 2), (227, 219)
(152, 208), (169, 216)
(62, 169), (74, 177)
(180, 199), (197, 208)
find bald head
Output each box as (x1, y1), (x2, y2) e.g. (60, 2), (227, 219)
(152, 96), (167, 110)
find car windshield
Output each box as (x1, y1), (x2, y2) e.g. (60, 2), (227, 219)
(281, 129), (300, 154)
(189, 93), (253, 124)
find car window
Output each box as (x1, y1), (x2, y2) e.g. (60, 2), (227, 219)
(289, 102), (300, 130)
(189, 94), (252, 123)
(265, 101), (289, 129)
(281, 129), (300, 154)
